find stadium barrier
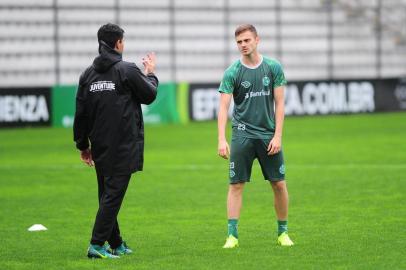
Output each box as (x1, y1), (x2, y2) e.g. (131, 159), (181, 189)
(187, 78), (406, 121)
(51, 83), (180, 128)
(0, 78), (405, 128)
(0, 87), (51, 128)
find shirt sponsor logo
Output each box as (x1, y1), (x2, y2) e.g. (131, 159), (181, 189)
(245, 90), (271, 99)
(241, 81), (251, 88)
(89, 81), (116, 92)
(230, 162), (235, 169)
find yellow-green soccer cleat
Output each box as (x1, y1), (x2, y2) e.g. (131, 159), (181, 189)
(277, 232), (294, 246)
(223, 235), (239, 249)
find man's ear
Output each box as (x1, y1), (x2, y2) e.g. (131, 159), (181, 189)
(115, 39), (122, 50)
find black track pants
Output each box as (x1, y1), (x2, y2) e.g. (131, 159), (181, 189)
(90, 172), (131, 248)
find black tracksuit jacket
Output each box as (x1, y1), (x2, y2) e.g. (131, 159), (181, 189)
(73, 44), (158, 176)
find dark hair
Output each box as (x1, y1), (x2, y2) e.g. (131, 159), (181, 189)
(235, 24), (258, 37)
(97, 23), (124, 48)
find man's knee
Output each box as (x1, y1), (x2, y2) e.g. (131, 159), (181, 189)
(229, 183), (245, 194)
(271, 180), (287, 193)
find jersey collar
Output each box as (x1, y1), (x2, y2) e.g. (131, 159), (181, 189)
(240, 55), (263, 69)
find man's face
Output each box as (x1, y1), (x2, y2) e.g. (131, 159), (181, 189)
(235, 31), (259, 56)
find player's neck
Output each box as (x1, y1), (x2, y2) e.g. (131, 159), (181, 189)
(241, 53), (262, 68)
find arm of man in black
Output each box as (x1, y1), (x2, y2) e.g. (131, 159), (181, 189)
(73, 73), (94, 166)
(73, 73), (89, 151)
(124, 64), (158, 105)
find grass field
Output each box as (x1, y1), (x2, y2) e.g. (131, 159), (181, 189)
(0, 112), (405, 269)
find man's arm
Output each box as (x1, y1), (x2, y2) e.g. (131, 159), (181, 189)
(73, 77), (94, 166)
(218, 93), (232, 159)
(73, 78), (89, 151)
(267, 86), (285, 155)
(125, 52), (158, 105)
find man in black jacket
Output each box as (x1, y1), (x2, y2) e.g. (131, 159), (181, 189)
(73, 23), (158, 259)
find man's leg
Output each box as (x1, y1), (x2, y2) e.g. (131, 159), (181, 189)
(97, 173), (124, 248)
(223, 137), (254, 248)
(270, 180), (294, 246)
(270, 180), (288, 222)
(108, 220), (122, 249)
(91, 174), (130, 247)
(223, 183), (245, 248)
(227, 183), (245, 219)
(107, 219), (133, 256)
(227, 183), (245, 236)
(97, 172), (124, 250)
(256, 139), (293, 246)
(96, 171), (105, 202)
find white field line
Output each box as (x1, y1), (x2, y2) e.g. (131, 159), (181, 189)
(151, 164), (406, 170)
(0, 164), (405, 170)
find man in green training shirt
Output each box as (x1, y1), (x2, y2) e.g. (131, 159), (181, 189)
(218, 24), (294, 248)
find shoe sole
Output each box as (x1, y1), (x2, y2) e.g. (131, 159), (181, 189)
(87, 252), (119, 259)
(111, 249), (133, 256)
(87, 253), (105, 259)
(223, 244), (239, 249)
(277, 241), (294, 246)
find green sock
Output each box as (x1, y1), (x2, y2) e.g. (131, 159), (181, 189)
(277, 220), (288, 236)
(227, 219), (238, 238)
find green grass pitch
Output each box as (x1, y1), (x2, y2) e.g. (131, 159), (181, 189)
(0, 112), (405, 269)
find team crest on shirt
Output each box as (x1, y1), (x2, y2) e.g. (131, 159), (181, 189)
(262, 76), (270, 86)
(279, 164), (285, 174)
(241, 81), (251, 88)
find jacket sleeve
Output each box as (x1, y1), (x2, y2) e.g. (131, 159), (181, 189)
(125, 63), (159, 105)
(73, 74), (90, 151)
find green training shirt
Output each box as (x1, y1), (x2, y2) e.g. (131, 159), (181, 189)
(219, 56), (287, 139)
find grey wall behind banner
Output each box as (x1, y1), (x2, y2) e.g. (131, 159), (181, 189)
(188, 78), (406, 121)
(0, 88), (51, 127)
